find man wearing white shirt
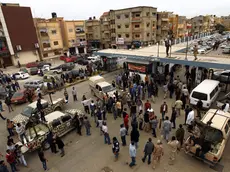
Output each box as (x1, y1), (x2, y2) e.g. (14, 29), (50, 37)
(16, 123), (29, 144)
(102, 122), (111, 145)
(223, 101), (229, 112)
(186, 108), (194, 126)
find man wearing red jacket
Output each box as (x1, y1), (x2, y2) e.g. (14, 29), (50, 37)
(144, 100), (151, 112)
(6, 149), (17, 172)
(124, 114), (129, 135)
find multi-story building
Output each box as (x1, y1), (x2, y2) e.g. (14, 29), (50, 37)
(64, 20), (87, 54)
(85, 16), (101, 49)
(100, 12), (111, 49)
(191, 15), (205, 35)
(168, 13), (179, 39)
(0, 3), (40, 66)
(34, 16), (64, 59)
(109, 6), (157, 49)
(221, 15), (230, 30)
(177, 16), (187, 38)
(156, 12), (170, 43)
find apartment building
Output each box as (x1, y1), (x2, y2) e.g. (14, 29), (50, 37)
(177, 16), (187, 38)
(100, 12), (111, 49)
(168, 13), (178, 39)
(64, 20), (87, 54)
(85, 16), (101, 49)
(0, 3), (40, 66)
(156, 12), (170, 43)
(34, 15), (64, 59)
(221, 15), (230, 30)
(109, 6), (157, 49)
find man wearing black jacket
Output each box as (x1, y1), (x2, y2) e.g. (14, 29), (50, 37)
(112, 137), (120, 161)
(130, 127), (140, 149)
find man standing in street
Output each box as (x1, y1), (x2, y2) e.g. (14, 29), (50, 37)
(6, 149), (17, 172)
(160, 102), (168, 120)
(16, 123), (29, 144)
(84, 117), (91, 136)
(168, 136), (179, 165)
(196, 99), (203, 118)
(112, 137), (120, 161)
(38, 148), (48, 171)
(184, 105), (190, 125)
(186, 108), (195, 131)
(129, 141), (137, 168)
(5, 96), (13, 113)
(102, 122), (111, 145)
(165, 39), (171, 57)
(130, 127), (140, 149)
(72, 87), (77, 101)
(120, 124), (127, 146)
(162, 116), (172, 142)
(170, 107), (177, 129)
(193, 45), (198, 61)
(55, 137), (65, 157)
(174, 99), (183, 116)
(176, 124), (185, 148)
(142, 138), (154, 165)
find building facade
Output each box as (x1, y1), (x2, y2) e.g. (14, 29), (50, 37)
(85, 17), (101, 49)
(64, 20), (87, 54)
(177, 16), (187, 38)
(100, 12), (111, 49)
(34, 17), (64, 59)
(156, 12), (170, 43)
(109, 6), (157, 49)
(0, 3), (40, 66)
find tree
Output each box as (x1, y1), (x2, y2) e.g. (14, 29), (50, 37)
(215, 24), (226, 34)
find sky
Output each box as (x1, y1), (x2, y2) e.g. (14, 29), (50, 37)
(2, 0), (230, 20)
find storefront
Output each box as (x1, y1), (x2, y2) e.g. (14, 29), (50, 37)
(69, 41), (87, 55)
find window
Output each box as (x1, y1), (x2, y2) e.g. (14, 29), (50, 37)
(80, 39), (83, 41)
(210, 89), (217, 99)
(43, 53), (48, 57)
(146, 12), (150, 16)
(117, 25), (121, 29)
(117, 15), (120, 19)
(146, 23), (150, 27)
(53, 41), (59, 45)
(152, 12), (156, 16)
(51, 30), (57, 34)
(147, 33), (150, 37)
(225, 124), (229, 134)
(135, 13), (140, 17)
(191, 91), (207, 101)
(69, 29), (73, 32)
(126, 34), (129, 38)
(152, 33), (155, 36)
(125, 24), (129, 28)
(135, 34), (140, 38)
(153, 23), (155, 27)
(71, 39), (75, 43)
(135, 25), (140, 28)
(118, 34), (122, 38)
(125, 14), (129, 18)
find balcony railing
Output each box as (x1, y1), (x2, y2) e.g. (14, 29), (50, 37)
(40, 32), (49, 37)
(132, 17), (141, 22)
(43, 43), (51, 48)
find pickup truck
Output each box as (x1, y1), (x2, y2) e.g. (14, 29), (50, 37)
(12, 98), (65, 124)
(185, 109), (230, 165)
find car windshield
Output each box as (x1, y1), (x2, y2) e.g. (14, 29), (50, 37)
(21, 106), (34, 117)
(12, 92), (23, 98)
(102, 85), (115, 93)
(192, 91), (207, 101)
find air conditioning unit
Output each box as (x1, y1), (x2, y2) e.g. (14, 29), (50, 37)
(16, 45), (22, 51)
(35, 43), (39, 48)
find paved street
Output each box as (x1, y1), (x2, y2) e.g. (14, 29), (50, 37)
(0, 69), (229, 172)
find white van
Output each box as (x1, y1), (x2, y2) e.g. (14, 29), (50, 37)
(190, 79), (221, 108)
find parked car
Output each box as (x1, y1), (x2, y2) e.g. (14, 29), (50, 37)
(87, 56), (101, 63)
(213, 70), (230, 83)
(198, 48), (206, 54)
(30, 67), (39, 75)
(222, 46), (230, 54)
(24, 80), (44, 89)
(216, 92), (230, 112)
(51, 62), (75, 71)
(60, 56), (77, 63)
(11, 89), (36, 104)
(12, 72), (30, 80)
(19, 68), (28, 73)
(26, 62), (38, 68)
(76, 58), (89, 65)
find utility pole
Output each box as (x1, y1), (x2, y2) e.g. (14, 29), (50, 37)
(185, 30), (189, 60)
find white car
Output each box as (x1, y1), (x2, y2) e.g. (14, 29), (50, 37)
(87, 56), (100, 63)
(220, 44), (227, 49)
(198, 48), (206, 54)
(223, 47), (230, 54)
(13, 72), (30, 80)
(41, 65), (50, 72)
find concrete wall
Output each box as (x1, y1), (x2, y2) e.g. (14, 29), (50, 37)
(12, 50), (39, 65)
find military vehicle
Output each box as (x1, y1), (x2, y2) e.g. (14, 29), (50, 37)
(17, 109), (83, 153)
(12, 98), (65, 124)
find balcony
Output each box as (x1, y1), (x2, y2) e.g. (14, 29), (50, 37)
(132, 28), (141, 32)
(86, 22), (93, 27)
(103, 21), (109, 25)
(43, 47), (52, 51)
(87, 29), (93, 33)
(104, 30), (110, 34)
(162, 18), (169, 22)
(40, 31), (49, 37)
(162, 26), (169, 30)
(132, 17), (142, 22)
